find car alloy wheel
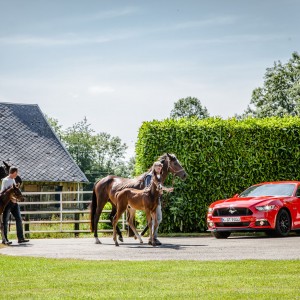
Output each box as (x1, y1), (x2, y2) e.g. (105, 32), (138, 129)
(275, 209), (291, 237)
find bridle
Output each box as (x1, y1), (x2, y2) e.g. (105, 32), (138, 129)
(166, 159), (185, 187)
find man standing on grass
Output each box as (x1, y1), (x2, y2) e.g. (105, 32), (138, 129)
(1, 166), (29, 245)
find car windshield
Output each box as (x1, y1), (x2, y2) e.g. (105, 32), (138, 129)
(239, 183), (296, 197)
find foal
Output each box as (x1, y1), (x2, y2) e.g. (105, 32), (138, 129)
(0, 184), (24, 242)
(113, 171), (163, 247)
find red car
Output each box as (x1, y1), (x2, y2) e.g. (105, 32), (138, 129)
(207, 181), (300, 238)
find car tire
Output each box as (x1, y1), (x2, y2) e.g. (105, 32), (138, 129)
(212, 231), (231, 239)
(274, 209), (291, 237)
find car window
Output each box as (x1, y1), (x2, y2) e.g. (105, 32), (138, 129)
(239, 183), (296, 197)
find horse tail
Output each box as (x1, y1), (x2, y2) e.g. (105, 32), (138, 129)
(90, 187), (97, 232)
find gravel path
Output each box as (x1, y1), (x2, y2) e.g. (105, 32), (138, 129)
(1, 235), (300, 261)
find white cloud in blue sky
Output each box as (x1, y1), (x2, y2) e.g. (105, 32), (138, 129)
(0, 0), (299, 158)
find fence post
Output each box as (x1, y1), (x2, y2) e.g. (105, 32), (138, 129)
(60, 192), (63, 232)
(74, 212), (79, 237)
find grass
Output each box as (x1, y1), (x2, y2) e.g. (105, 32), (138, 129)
(0, 256), (299, 299)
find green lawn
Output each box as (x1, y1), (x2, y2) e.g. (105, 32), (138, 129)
(0, 256), (299, 299)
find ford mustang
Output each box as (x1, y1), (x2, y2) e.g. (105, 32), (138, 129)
(207, 181), (300, 238)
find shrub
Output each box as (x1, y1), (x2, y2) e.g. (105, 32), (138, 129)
(135, 117), (300, 232)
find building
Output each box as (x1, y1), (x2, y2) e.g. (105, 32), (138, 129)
(0, 102), (88, 195)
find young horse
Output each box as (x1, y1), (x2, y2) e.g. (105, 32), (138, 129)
(0, 184), (24, 242)
(90, 153), (187, 244)
(113, 171), (163, 247)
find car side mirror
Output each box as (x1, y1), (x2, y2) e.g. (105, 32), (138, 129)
(233, 193), (239, 198)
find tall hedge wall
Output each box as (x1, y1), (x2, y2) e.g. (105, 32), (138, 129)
(135, 117), (300, 232)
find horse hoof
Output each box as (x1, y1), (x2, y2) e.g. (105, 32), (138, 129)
(118, 236), (124, 242)
(140, 240), (143, 244)
(115, 242), (119, 247)
(95, 238), (102, 244)
(134, 235), (137, 240)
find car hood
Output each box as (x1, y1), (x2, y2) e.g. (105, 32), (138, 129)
(212, 196), (282, 208)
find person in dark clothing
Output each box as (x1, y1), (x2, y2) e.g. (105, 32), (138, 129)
(1, 166), (29, 245)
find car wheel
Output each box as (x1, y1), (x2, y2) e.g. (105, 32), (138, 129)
(274, 209), (291, 237)
(212, 231), (231, 239)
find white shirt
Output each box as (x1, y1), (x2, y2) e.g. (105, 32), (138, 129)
(0, 176), (16, 193)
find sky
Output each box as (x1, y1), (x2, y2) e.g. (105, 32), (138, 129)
(0, 0), (299, 159)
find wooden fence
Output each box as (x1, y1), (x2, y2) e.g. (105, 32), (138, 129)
(14, 191), (126, 236)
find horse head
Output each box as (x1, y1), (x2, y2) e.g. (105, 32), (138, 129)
(0, 165), (7, 180)
(151, 170), (163, 194)
(12, 184), (25, 202)
(3, 161), (10, 173)
(164, 153), (187, 180)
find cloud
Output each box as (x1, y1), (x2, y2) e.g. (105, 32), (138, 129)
(0, 31), (136, 46)
(88, 86), (115, 95)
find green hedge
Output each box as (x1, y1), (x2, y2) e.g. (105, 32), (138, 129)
(135, 117), (300, 232)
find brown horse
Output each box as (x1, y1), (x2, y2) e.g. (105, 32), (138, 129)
(90, 153), (187, 244)
(0, 184), (24, 241)
(113, 170), (163, 246)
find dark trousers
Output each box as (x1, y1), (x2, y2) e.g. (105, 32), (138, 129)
(2, 202), (24, 241)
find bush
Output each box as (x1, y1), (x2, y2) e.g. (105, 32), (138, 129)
(135, 117), (300, 232)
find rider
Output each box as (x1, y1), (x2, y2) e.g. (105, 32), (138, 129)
(1, 166), (29, 245)
(144, 161), (173, 245)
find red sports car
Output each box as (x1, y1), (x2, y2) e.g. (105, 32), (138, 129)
(207, 181), (300, 238)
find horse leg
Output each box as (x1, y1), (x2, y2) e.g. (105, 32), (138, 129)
(112, 214), (119, 247)
(146, 211), (154, 246)
(112, 202), (127, 247)
(127, 207), (138, 240)
(127, 208), (143, 244)
(0, 215), (4, 242)
(109, 204), (123, 242)
(151, 212), (158, 247)
(93, 201), (106, 244)
(126, 207), (136, 238)
(140, 224), (149, 237)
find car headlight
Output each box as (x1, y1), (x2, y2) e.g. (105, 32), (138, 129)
(208, 207), (214, 213)
(255, 205), (276, 211)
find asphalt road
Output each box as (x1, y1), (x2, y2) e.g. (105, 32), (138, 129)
(1, 234), (300, 260)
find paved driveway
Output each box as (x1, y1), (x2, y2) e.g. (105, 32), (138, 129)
(1, 235), (300, 260)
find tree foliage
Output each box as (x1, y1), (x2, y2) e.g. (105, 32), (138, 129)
(170, 97), (210, 119)
(244, 52), (300, 118)
(45, 116), (133, 185)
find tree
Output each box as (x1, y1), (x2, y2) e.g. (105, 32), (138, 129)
(46, 116), (132, 186)
(45, 115), (63, 138)
(63, 117), (95, 175)
(170, 97), (210, 119)
(244, 52), (300, 118)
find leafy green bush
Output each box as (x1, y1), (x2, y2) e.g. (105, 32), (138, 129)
(135, 117), (300, 232)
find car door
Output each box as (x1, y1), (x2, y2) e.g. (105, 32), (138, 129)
(293, 186), (300, 228)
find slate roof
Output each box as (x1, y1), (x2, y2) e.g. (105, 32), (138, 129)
(0, 102), (88, 183)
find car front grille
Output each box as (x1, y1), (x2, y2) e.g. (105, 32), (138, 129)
(215, 222), (251, 227)
(212, 207), (253, 217)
